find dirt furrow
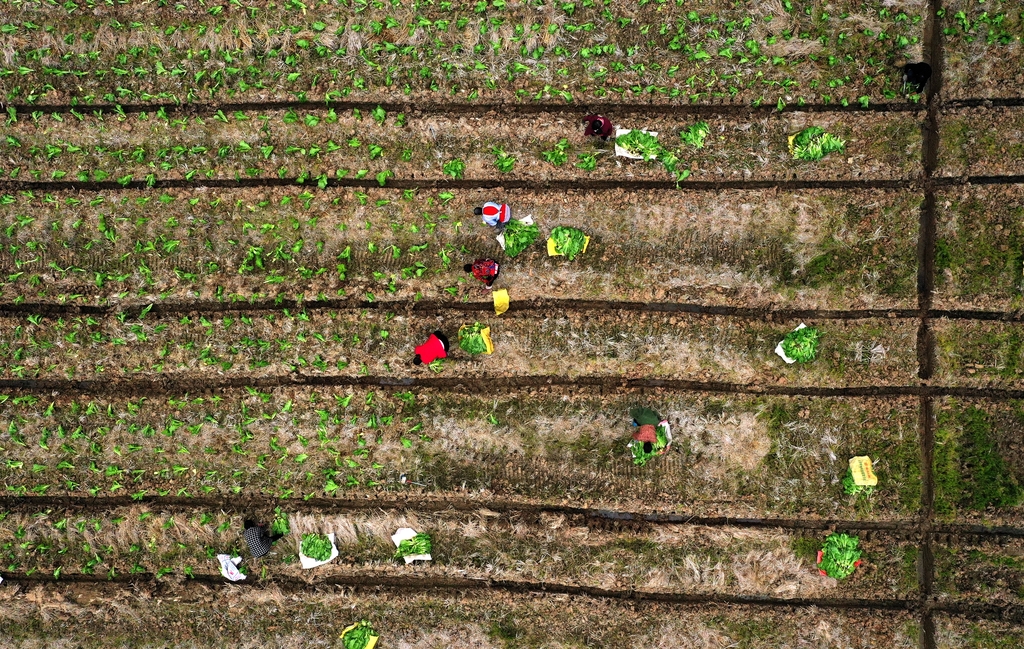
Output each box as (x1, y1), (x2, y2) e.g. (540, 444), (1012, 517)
(0, 177), (921, 193)
(0, 570), (919, 611)
(1, 375), (1024, 399)
(4, 100), (929, 118)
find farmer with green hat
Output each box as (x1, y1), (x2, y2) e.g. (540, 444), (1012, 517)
(628, 407), (672, 465)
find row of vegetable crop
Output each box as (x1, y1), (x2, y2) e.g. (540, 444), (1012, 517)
(0, 185), (923, 309)
(0, 507), (919, 599)
(0, 309), (918, 385)
(0, 388), (923, 516)
(0, 0), (927, 105)
(0, 107), (923, 183)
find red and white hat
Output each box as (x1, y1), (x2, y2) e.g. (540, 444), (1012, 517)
(480, 201), (511, 226)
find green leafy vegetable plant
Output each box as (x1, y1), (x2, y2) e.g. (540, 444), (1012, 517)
(300, 533), (333, 561)
(502, 219), (539, 257)
(576, 153), (597, 170)
(442, 158), (465, 179)
(790, 127), (846, 161)
(491, 147), (516, 173)
(458, 322), (490, 355)
(817, 533), (861, 579)
(781, 327), (822, 363)
(342, 620), (379, 649)
(541, 138), (570, 166)
(680, 121), (711, 149)
(550, 226), (588, 260)
(394, 532), (432, 559)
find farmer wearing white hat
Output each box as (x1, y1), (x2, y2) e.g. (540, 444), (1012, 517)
(474, 201), (512, 230)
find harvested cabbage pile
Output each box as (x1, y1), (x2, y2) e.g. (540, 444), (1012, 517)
(549, 226), (588, 260)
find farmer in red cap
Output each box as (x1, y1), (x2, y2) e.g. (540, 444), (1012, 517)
(464, 258), (500, 289)
(583, 114), (614, 140)
(474, 201), (512, 230)
(413, 330), (449, 366)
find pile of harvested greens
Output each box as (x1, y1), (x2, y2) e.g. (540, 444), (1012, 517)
(549, 226), (588, 260)
(394, 532), (432, 559)
(502, 219), (539, 257)
(781, 327), (822, 363)
(341, 620), (379, 649)
(300, 533), (333, 561)
(790, 127), (846, 161)
(615, 130), (689, 180)
(818, 533), (862, 579)
(458, 322), (490, 355)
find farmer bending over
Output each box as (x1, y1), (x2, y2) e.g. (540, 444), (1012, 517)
(413, 330), (449, 365)
(243, 519), (284, 559)
(464, 258), (500, 288)
(474, 202), (511, 230)
(630, 406), (664, 455)
(902, 62), (931, 93)
(583, 114), (614, 140)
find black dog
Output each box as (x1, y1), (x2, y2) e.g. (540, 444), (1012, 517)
(902, 62), (932, 93)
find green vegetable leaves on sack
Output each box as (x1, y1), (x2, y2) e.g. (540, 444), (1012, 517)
(616, 129), (662, 160)
(550, 226), (588, 260)
(341, 620), (379, 649)
(502, 219), (539, 257)
(631, 423), (670, 466)
(394, 532), (432, 559)
(458, 322), (490, 355)
(615, 129), (690, 181)
(300, 533), (333, 561)
(842, 468), (875, 496)
(790, 126), (846, 161)
(781, 326), (822, 363)
(817, 532), (862, 579)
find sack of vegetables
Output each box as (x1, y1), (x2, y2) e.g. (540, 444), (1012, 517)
(775, 323), (821, 364)
(547, 226), (590, 260)
(298, 532), (338, 569)
(628, 421), (672, 466)
(340, 620), (379, 649)
(458, 322), (494, 355)
(816, 532), (862, 579)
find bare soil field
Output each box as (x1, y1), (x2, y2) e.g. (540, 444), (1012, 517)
(0, 0), (1021, 645)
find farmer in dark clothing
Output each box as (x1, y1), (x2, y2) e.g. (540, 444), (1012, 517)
(413, 330), (449, 365)
(630, 407), (663, 455)
(243, 519), (284, 559)
(465, 259), (500, 288)
(902, 62), (931, 93)
(583, 114), (614, 140)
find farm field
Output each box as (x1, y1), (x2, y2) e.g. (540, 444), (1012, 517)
(1, 0), (1023, 647)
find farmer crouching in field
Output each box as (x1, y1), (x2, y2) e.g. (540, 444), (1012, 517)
(464, 258), (500, 289)
(413, 330), (450, 366)
(474, 201), (512, 231)
(627, 406), (672, 466)
(583, 114), (614, 140)
(243, 519), (284, 559)
(902, 62), (931, 93)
